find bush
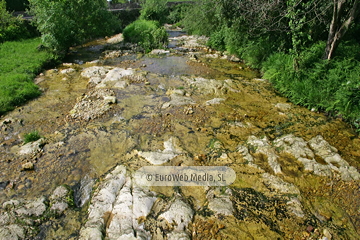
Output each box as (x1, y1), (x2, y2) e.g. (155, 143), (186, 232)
(182, 0), (221, 36)
(0, 0), (36, 42)
(139, 0), (168, 24)
(23, 130), (41, 143)
(123, 19), (168, 53)
(167, 3), (192, 25)
(29, 0), (119, 54)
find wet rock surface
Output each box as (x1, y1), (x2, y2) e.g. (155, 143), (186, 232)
(0, 28), (359, 239)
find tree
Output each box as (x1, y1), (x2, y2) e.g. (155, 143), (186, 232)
(324, 0), (360, 60)
(28, 0), (118, 54)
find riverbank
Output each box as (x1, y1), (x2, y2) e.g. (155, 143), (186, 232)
(0, 38), (55, 116)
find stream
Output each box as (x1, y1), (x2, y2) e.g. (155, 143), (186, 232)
(0, 28), (359, 239)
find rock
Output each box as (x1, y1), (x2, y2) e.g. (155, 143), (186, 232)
(306, 225), (314, 232)
(106, 33), (123, 44)
(149, 49), (170, 55)
(13, 197), (46, 218)
(74, 176), (95, 208)
(60, 68), (76, 75)
(21, 162), (34, 171)
(262, 173), (300, 195)
(79, 166), (127, 239)
(0, 212), (10, 226)
(81, 66), (109, 79)
(50, 202), (68, 215)
(69, 89), (116, 120)
(103, 96), (117, 104)
(230, 55), (241, 62)
(205, 98), (225, 105)
(102, 68), (134, 83)
(323, 229), (332, 239)
(50, 186), (69, 202)
(0, 181), (9, 190)
(113, 80), (128, 89)
(308, 135), (360, 180)
(286, 198), (305, 218)
(138, 138), (182, 165)
(19, 138), (44, 155)
(0, 224), (25, 240)
(159, 198), (193, 238)
(247, 136), (282, 174)
(80, 165), (156, 240)
(162, 94), (195, 109)
(207, 188), (234, 216)
(275, 103), (291, 111)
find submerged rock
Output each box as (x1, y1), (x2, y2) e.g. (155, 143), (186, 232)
(18, 138), (44, 155)
(206, 188), (234, 216)
(138, 138), (182, 165)
(69, 89), (116, 121)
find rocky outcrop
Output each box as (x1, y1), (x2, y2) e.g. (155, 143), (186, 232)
(79, 165), (157, 240)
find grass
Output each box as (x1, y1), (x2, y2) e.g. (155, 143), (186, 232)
(0, 38), (54, 115)
(23, 130), (41, 143)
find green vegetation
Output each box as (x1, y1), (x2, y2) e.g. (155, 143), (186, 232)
(0, 38), (53, 115)
(180, 0), (360, 131)
(23, 130), (41, 143)
(28, 0), (119, 54)
(0, 0), (37, 43)
(139, 0), (168, 24)
(123, 19), (168, 52)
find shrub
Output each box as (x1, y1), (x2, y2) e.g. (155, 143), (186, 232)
(139, 0), (168, 24)
(0, 0), (35, 42)
(29, 0), (119, 54)
(23, 130), (41, 143)
(182, 0), (221, 36)
(123, 19), (168, 53)
(167, 3), (192, 25)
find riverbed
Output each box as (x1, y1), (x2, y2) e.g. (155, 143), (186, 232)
(0, 29), (359, 239)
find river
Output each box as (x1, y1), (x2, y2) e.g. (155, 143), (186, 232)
(0, 28), (359, 239)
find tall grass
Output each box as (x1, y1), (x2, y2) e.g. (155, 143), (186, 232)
(0, 38), (54, 115)
(263, 41), (360, 130)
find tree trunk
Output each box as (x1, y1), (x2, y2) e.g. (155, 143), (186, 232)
(323, 0), (360, 60)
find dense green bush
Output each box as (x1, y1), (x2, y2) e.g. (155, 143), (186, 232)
(167, 3), (192, 25)
(123, 19), (168, 53)
(0, 38), (53, 115)
(0, 0), (36, 42)
(29, 0), (119, 54)
(182, 0), (221, 36)
(139, 0), (168, 24)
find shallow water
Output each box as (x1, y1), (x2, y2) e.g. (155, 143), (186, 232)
(0, 31), (359, 239)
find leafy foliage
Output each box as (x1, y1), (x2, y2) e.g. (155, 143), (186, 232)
(28, 0), (119, 54)
(139, 0), (168, 24)
(0, 0), (35, 42)
(122, 19), (168, 53)
(23, 130), (41, 143)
